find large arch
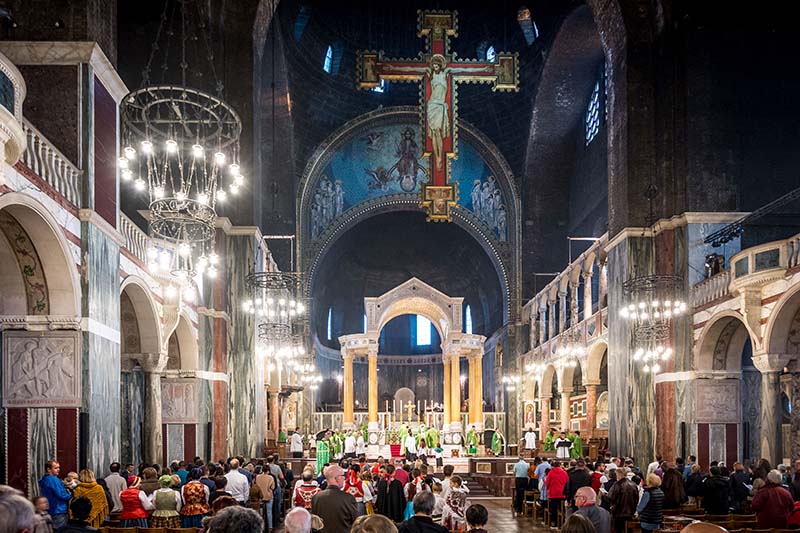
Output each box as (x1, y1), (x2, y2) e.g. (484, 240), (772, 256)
(586, 340), (608, 384)
(297, 106), (519, 323)
(695, 312), (755, 372)
(765, 284), (800, 357)
(120, 276), (162, 356)
(0, 193), (80, 317)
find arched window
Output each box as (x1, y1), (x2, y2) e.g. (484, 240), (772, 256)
(517, 6), (540, 45)
(465, 304), (473, 334)
(486, 46), (496, 62)
(323, 45), (334, 73)
(416, 315), (432, 346)
(327, 307), (333, 341)
(585, 79), (601, 145)
(293, 6), (311, 41)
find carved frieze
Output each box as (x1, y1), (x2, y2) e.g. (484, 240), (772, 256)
(2, 330), (81, 407)
(161, 378), (198, 424)
(695, 379), (740, 423)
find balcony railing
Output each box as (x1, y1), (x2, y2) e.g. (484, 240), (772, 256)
(120, 213), (150, 265)
(20, 120), (81, 207)
(691, 270), (731, 308)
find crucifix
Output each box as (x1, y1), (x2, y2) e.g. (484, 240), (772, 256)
(357, 10), (519, 222)
(404, 400), (415, 423)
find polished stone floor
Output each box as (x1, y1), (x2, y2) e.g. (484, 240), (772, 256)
(471, 497), (552, 532)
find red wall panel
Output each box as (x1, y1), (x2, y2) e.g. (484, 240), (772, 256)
(7, 408), (29, 494)
(56, 409), (78, 476)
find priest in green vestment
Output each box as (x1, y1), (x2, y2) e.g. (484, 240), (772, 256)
(316, 435), (330, 473)
(543, 428), (556, 451)
(466, 425), (479, 455)
(491, 429), (505, 455)
(399, 424), (409, 455)
(568, 430), (584, 459)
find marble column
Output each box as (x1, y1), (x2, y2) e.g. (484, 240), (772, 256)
(548, 299), (557, 341)
(561, 388), (572, 432)
(597, 259), (608, 308)
(368, 351), (378, 425)
(343, 352), (355, 429)
(540, 394), (551, 437)
(585, 383), (599, 436)
(469, 354), (484, 428)
(451, 353), (461, 427)
(558, 291), (567, 334)
(569, 281), (580, 327)
(443, 356), (451, 427)
(583, 271), (594, 321)
(140, 353), (168, 465)
(468, 356), (476, 425)
(539, 302), (548, 345)
(269, 389), (280, 440)
(760, 370), (783, 465)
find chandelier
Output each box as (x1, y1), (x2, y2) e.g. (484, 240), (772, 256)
(120, 0), (242, 281)
(502, 375), (521, 391)
(620, 274), (686, 373)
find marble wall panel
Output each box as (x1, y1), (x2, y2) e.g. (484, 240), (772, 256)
(709, 424), (726, 465)
(166, 424), (184, 465)
(792, 374), (800, 461)
(695, 379), (740, 423)
(608, 235), (657, 462)
(120, 370), (144, 468)
(161, 379), (198, 424)
(741, 370), (762, 462)
(674, 379), (696, 460)
(28, 408), (55, 497)
(226, 235), (257, 457)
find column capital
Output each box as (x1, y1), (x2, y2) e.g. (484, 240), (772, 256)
(341, 350), (354, 361)
(367, 348), (379, 359)
(751, 352), (791, 374)
(466, 352), (483, 362)
(560, 388), (574, 396)
(138, 352), (168, 373)
(584, 380), (602, 387)
(540, 393), (553, 400)
(582, 270), (593, 280)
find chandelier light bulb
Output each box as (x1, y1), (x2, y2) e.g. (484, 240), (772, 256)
(278, 298), (286, 306)
(178, 242), (192, 257)
(153, 186), (165, 199)
(118, 157), (129, 169)
(229, 164), (240, 176)
(175, 191), (187, 202)
(234, 175), (244, 186)
(230, 184), (240, 195)
(214, 152), (226, 165)
(124, 146), (136, 160)
(192, 144), (204, 158)
(209, 253), (219, 265)
(266, 297), (274, 305)
(642, 364), (650, 373)
(652, 363), (661, 373)
(140, 140), (153, 154)
(134, 178), (146, 191)
(197, 193), (209, 205)
(217, 190), (227, 202)
(207, 266), (218, 278)
(297, 303), (306, 314)
(121, 169), (133, 181)
(165, 139), (178, 153)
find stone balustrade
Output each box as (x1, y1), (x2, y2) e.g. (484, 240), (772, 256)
(120, 213), (150, 265)
(522, 233), (609, 349)
(691, 269), (731, 308)
(20, 120), (81, 206)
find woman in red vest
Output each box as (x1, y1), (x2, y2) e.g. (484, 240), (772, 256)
(344, 464), (373, 516)
(119, 475), (154, 528)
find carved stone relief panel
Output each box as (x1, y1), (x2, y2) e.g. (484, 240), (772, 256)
(161, 378), (197, 424)
(2, 330), (81, 407)
(695, 379), (740, 424)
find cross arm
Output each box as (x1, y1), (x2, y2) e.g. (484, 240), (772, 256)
(449, 53), (520, 92)
(356, 51), (427, 89)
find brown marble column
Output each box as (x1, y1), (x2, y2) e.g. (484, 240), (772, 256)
(468, 354), (484, 427)
(368, 351), (378, 424)
(443, 356), (451, 428)
(585, 382), (599, 436)
(343, 352), (354, 429)
(540, 394), (551, 437)
(140, 353), (168, 465)
(451, 352), (461, 426)
(269, 388), (280, 441)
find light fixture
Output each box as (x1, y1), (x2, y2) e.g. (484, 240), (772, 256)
(120, 0), (243, 282)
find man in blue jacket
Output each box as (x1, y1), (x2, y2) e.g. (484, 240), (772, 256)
(38, 460), (72, 529)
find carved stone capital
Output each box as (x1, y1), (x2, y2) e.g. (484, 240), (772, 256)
(751, 352), (791, 374)
(138, 352), (169, 373)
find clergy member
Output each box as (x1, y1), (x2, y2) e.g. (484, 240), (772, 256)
(544, 428), (557, 451)
(554, 431), (572, 460)
(291, 427), (304, 458)
(523, 427), (537, 455)
(405, 432), (418, 461)
(569, 430), (584, 459)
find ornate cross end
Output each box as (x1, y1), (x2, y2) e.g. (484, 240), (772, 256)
(493, 53), (521, 92)
(420, 184), (458, 222)
(418, 10), (458, 42)
(356, 51), (381, 89)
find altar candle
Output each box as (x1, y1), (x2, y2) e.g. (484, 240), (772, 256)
(417, 400), (421, 414)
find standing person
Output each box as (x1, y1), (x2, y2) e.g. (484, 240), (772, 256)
(32, 496), (54, 533)
(357, 432), (367, 457)
(636, 474), (664, 532)
(59, 497), (98, 533)
(311, 465), (358, 533)
(684, 464), (706, 505)
(682, 456), (696, 481)
(608, 468), (639, 533)
(291, 428), (305, 459)
(660, 467), (687, 509)
(566, 460), (593, 509)
(345, 431), (357, 460)
(376, 464), (406, 523)
(405, 432), (418, 462)
(751, 469), (794, 529)
(513, 454), (529, 516)
(256, 465), (277, 530)
(226, 458), (251, 506)
(442, 476), (469, 532)
(545, 460), (568, 529)
(267, 455), (286, 520)
(149, 475), (182, 528)
(181, 468), (210, 528)
(702, 467), (731, 515)
(569, 431), (584, 460)
(70, 469), (110, 527)
(104, 462), (127, 513)
(544, 429), (557, 452)
(398, 492), (449, 533)
(554, 432), (573, 460)
(730, 462), (753, 512)
(575, 487), (611, 533)
(118, 476), (154, 528)
(524, 428), (537, 456)
(38, 460), (72, 530)
(535, 456), (552, 504)
(344, 465), (373, 517)
(140, 467), (160, 496)
(646, 456), (663, 478)
(465, 504), (488, 533)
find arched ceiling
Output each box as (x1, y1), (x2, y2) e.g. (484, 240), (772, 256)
(313, 211), (503, 349)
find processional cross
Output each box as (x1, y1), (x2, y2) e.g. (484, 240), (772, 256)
(357, 11), (519, 221)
